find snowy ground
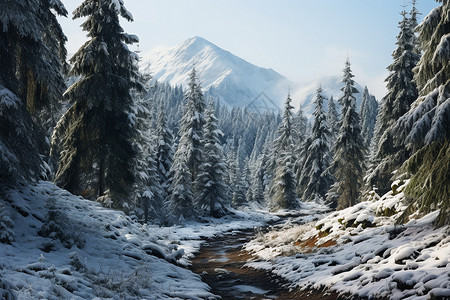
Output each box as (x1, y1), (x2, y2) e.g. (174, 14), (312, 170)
(0, 181), (273, 299)
(244, 180), (450, 300)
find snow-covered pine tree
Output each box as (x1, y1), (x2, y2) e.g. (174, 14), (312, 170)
(251, 152), (267, 204)
(131, 84), (164, 223)
(0, 0), (67, 185)
(167, 67), (206, 217)
(359, 86), (379, 148)
(225, 146), (238, 202)
(0, 0), (67, 117)
(154, 105), (174, 198)
(409, 0), (420, 54)
(167, 160), (194, 221)
(366, 8), (420, 194)
(270, 93), (298, 209)
(177, 67), (206, 189)
(297, 86), (333, 202)
(196, 107), (228, 216)
(232, 158), (247, 207)
(327, 95), (339, 143)
(393, 0), (450, 227)
(53, 0), (144, 207)
(328, 59), (366, 209)
(293, 104), (308, 143)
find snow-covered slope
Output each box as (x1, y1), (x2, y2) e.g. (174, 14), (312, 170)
(0, 181), (273, 299)
(245, 181), (450, 299)
(141, 36), (290, 110)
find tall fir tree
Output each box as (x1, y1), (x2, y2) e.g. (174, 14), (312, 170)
(359, 86), (379, 148)
(328, 59), (366, 209)
(366, 8), (420, 194)
(297, 86), (333, 202)
(178, 67), (206, 186)
(168, 67), (205, 217)
(270, 93), (298, 209)
(394, 0), (450, 227)
(409, 0), (420, 54)
(0, 0), (67, 185)
(167, 160), (194, 222)
(131, 87), (164, 223)
(0, 0), (67, 116)
(196, 106), (228, 216)
(154, 105), (174, 198)
(327, 95), (339, 143)
(53, 0), (144, 207)
(251, 152), (267, 204)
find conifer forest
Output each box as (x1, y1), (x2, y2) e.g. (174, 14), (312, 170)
(0, 0), (449, 299)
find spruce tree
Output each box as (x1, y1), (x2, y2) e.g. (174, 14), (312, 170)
(0, 0), (67, 116)
(366, 8), (420, 194)
(327, 95), (339, 143)
(131, 86), (164, 223)
(168, 67), (205, 217)
(293, 104), (308, 142)
(232, 160), (247, 207)
(359, 86), (379, 148)
(177, 67), (206, 187)
(167, 161), (194, 221)
(251, 152), (267, 204)
(270, 93), (298, 209)
(297, 86), (333, 202)
(154, 105), (174, 197)
(328, 59), (366, 209)
(53, 0), (144, 207)
(0, 0), (67, 184)
(196, 107), (228, 216)
(394, 0), (450, 226)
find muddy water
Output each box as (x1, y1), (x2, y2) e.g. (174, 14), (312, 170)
(190, 227), (339, 300)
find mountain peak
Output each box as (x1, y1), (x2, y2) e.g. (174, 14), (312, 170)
(141, 37), (290, 108)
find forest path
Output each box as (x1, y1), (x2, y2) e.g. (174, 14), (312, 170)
(190, 214), (339, 299)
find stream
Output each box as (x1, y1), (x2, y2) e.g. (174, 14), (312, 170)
(190, 216), (340, 299)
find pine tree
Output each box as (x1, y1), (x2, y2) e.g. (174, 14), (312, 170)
(168, 67), (205, 217)
(365, 8), (420, 194)
(53, 0), (144, 207)
(131, 85), (164, 223)
(196, 107), (228, 216)
(297, 86), (333, 202)
(154, 105), (174, 198)
(167, 160), (194, 221)
(381, 9), (419, 128)
(328, 59), (366, 209)
(293, 104), (308, 142)
(327, 95), (339, 143)
(0, 87), (46, 184)
(0, 0), (67, 115)
(232, 159), (247, 207)
(394, 0), (450, 227)
(177, 67), (206, 187)
(251, 152), (267, 204)
(0, 0), (67, 185)
(359, 86), (379, 148)
(409, 0), (420, 54)
(270, 93), (298, 209)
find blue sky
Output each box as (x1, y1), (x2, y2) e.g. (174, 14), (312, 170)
(59, 0), (438, 99)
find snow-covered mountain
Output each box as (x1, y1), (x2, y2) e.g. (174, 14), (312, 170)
(142, 36), (370, 117)
(141, 36), (290, 111)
